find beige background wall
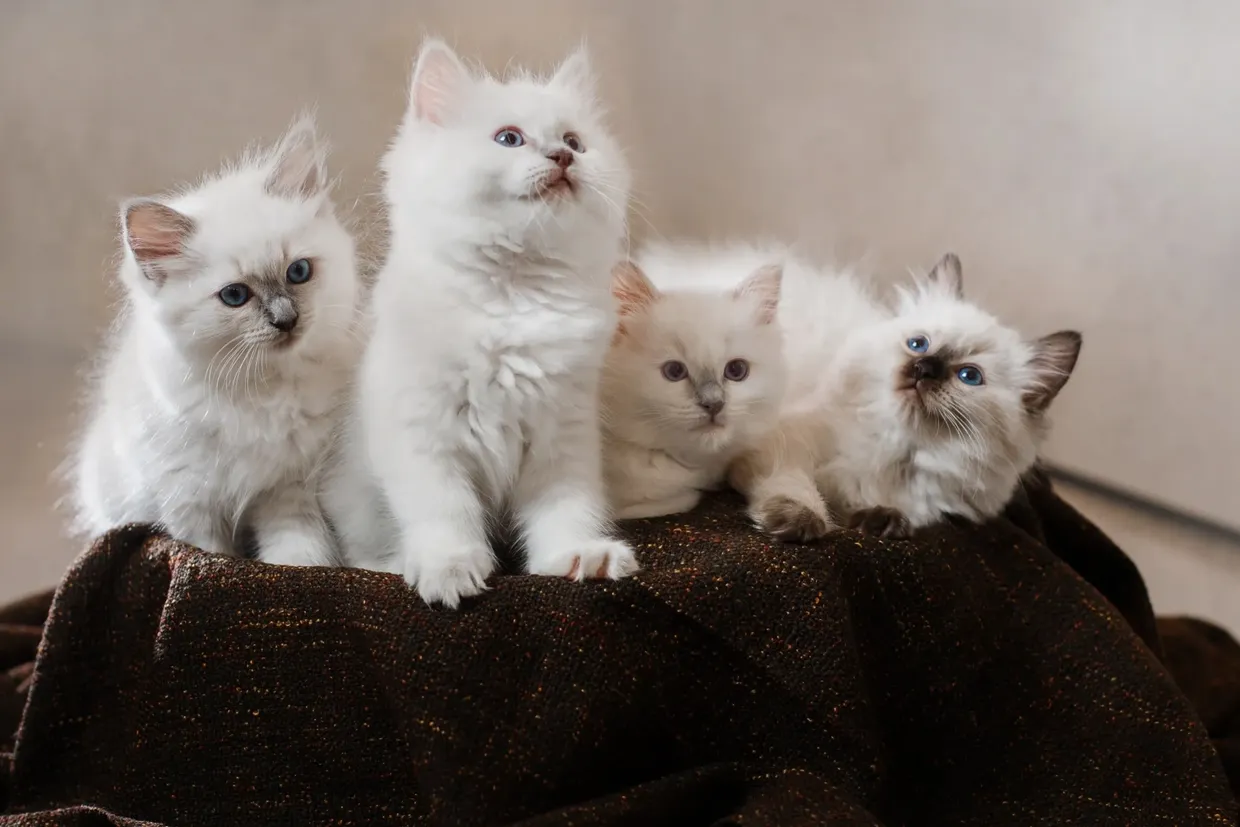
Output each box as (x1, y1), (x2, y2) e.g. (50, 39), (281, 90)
(1, 1), (1236, 566)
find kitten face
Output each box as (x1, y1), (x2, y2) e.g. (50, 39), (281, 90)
(851, 254), (1081, 456)
(383, 39), (630, 258)
(121, 116), (358, 368)
(604, 261), (786, 460)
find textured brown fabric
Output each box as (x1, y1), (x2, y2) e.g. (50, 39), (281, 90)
(1, 483), (1237, 826)
(1007, 469), (1164, 658)
(0, 589), (53, 814)
(1161, 615), (1240, 802)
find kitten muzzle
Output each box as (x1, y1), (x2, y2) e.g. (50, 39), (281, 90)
(535, 166), (576, 198)
(694, 381), (726, 425)
(899, 357), (947, 413)
(909, 356), (946, 382)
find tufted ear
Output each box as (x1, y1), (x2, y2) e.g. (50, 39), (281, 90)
(549, 45), (597, 100)
(265, 113), (329, 200)
(409, 38), (472, 124)
(925, 252), (964, 299)
(612, 260), (659, 319)
(122, 198), (195, 286)
(734, 264), (783, 325)
(1024, 331), (1082, 413)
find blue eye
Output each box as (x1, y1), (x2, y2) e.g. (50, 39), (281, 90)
(907, 335), (930, 353)
(494, 127), (525, 148)
(661, 360), (688, 382)
(218, 284), (251, 307)
(956, 365), (985, 386)
(286, 258), (313, 284)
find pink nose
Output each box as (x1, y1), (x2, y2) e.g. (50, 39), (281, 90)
(546, 148), (573, 169)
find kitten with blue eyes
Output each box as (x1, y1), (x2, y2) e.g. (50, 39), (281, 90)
(321, 39), (637, 607)
(601, 258), (786, 519)
(69, 115), (361, 566)
(732, 253), (1082, 539)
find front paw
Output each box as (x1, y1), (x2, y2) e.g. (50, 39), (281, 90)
(413, 542), (496, 609)
(752, 495), (835, 543)
(527, 538), (640, 581)
(847, 507), (912, 539)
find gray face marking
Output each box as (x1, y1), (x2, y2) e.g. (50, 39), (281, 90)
(237, 258), (309, 340)
(263, 293), (299, 332)
(690, 372), (725, 418)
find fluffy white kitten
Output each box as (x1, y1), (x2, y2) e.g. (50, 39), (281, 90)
(322, 39), (637, 607)
(71, 115), (361, 566)
(601, 256), (786, 519)
(733, 253), (1082, 540)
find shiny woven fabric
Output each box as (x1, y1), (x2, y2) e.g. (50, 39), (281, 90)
(0, 477), (1236, 826)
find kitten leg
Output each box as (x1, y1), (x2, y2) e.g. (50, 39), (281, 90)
(319, 441), (402, 573)
(161, 503), (236, 557)
(605, 441), (704, 520)
(375, 443), (493, 608)
(847, 507), (913, 539)
(729, 435), (835, 543)
(251, 484), (337, 568)
(613, 489), (702, 521)
(519, 414), (638, 581)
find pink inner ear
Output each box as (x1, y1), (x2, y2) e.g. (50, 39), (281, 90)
(412, 45), (468, 124)
(266, 119), (326, 200)
(735, 264), (783, 325)
(126, 202), (193, 263)
(611, 261), (658, 316)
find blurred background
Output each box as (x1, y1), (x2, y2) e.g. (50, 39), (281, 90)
(1, 0), (1236, 631)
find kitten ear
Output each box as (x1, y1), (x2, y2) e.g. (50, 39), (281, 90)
(266, 114), (329, 200)
(550, 45), (597, 100)
(409, 38), (471, 124)
(734, 264), (784, 325)
(612, 260), (659, 317)
(926, 253), (964, 299)
(1024, 331), (1082, 413)
(122, 198), (195, 285)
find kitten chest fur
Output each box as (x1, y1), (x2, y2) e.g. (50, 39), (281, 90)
(370, 255), (613, 504)
(80, 316), (350, 546)
(819, 419), (1012, 527)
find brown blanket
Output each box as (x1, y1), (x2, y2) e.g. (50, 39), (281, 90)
(0, 476), (1237, 826)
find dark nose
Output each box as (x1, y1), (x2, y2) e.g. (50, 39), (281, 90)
(911, 356), (945, 381)
(268, 310), (299, 332)
(698, 398), (724, 417)
(546, 148), (573, 169)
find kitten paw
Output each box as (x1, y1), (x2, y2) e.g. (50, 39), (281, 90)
(754, 496), (834, 543)
(528, 539), (640, 581)
(848, 507), (912, 539)
(414, 543), (495, 609)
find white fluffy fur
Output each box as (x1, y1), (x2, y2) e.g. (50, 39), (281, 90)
(70, 115), (362, 566)
(732, 253), (1082, 539)
(600, 247), (788, 519)
(322, 39), (637, 607)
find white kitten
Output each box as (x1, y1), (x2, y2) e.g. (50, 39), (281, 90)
(70, 115), (362, 566)
(606, 241), (880, 528)
(601, 257), (786, 519)
(734, 253), (1082, 539)
(323, 39), (637, 607)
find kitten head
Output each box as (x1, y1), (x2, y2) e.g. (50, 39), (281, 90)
(382, 38), (630, 265)
(120, 114), (359, 371)
(602, 260), (786, 460)
(851, 253), (1081, 470)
